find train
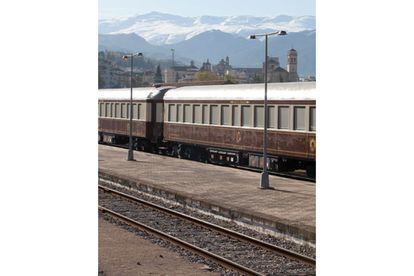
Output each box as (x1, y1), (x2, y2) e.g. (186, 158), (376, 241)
(98, 82), (316, 177)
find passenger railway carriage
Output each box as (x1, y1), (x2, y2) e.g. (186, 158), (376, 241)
(98, 82), (316, 177)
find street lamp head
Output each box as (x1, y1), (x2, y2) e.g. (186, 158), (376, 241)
(137, 52), (143, 57)
(278, 30), (287, 36)
(249, 35), (256, 39)
(122, 55), (129, 60)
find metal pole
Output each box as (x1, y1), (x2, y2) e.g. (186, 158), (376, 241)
(172, 49), (175, 66)
(127, 54), (134, 161)
(260, 35), (270, 189)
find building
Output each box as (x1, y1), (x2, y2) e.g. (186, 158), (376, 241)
(200, 59), (212, 72)
(213, 56), (232, 76)
(164, 60), (199, 83)
(264, 48), (300, 83)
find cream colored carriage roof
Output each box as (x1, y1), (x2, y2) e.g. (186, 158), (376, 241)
(163, 82), (315, 101)
(98, 87), (169, 100)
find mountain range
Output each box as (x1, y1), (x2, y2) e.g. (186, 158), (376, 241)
(99, 12), (316, 76)
(99, 11), (315, 45)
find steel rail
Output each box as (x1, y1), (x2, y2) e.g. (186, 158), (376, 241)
(98, 206), (264, 276)
(99, 185), (316, 266)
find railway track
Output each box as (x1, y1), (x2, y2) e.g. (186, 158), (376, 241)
(99, 142), (315, 183)
(99, 185), (316, 275)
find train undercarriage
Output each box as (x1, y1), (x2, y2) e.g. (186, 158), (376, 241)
(99, 132), (316, 178)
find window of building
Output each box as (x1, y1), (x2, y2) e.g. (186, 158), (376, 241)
(184, 104), (192, 123)
(268, 106), (276, 128)
(168, 104), (176, 122)
(177, 104), (183, 122)
(232, 105), (239, 126)
(210, 105), (219, 125)
(310, 107), (316, 131)
(241, 105), (252, 127)
(202, 105), (209, 124)
(254, 106), (264, 127)
(193, 105), (202, 124)
(278, 106), (289, 129)
(221, 105), (230, 125)
(294, 107), (306, 130)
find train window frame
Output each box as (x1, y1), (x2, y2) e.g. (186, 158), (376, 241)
(241, 105), (252, 127)
(278, 106), (290, 129)
(221, 105), (230, 126)
(121, 103), (127, 119)
(168, 104), (176, 122)
(232, 105), (240, 126)
(183, 104), (192, 123)
(254, 105), (264, 128)
(202, 105), (209, 124)
(210, 105), (219, 125)
(293, 106), (306, 131)
(310, 106), (316, 131)
(268, 106), (276, 128)
(177, 104), (183, 122)
(193, 104), (202, 124)
(138, 103), (144, 120)
(132, 104), (138, 119)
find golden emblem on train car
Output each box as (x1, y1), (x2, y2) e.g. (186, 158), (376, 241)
(235, 130), (242, 143)
(309, 138), (316, 152)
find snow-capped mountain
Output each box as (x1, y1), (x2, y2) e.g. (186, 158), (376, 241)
(99, 11), (315, 45)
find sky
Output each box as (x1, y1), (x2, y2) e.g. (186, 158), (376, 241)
(99, 0), (315, 19)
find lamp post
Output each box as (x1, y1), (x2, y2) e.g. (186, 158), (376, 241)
(122, 52), (143, 161)
(249, 31), (287, 189)
(171, 48), (175, 66)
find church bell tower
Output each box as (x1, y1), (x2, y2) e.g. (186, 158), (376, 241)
(287, 48), (299, 82)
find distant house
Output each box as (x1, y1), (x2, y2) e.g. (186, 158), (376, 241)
(164, 60), (199, 83)
(264, 48), (300, 83)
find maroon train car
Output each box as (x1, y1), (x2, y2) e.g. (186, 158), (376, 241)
(98, 87), (170, 151)
(162, 82), (316, 176)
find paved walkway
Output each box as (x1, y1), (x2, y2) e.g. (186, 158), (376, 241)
(99, 145), (315, 241)
(99, 218), (218, 275)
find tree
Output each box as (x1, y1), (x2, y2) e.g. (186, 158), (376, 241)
(194, 71), (219, 81)
(154, 64), (163, 83)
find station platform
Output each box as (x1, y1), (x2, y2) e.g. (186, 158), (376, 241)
(99, 145), (315, 243)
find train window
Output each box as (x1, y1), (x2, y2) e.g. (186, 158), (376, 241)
(310, 107), (316, 131)
(111, 103), (114, 118)
(121, 104), (126, 118)
(294, 107), (306, 130)
(138, 104), (144, 120)
(105, 103), (110, 117)
(232, 106), (239, 126)
(241, 105), (252, 127)
(254, 106), (264, 127)
(133, 104), (138, 119)
(268, 106), (276, 128)
(177, 104), (183, 122)
(168, 104), (176, 122)
(278, 106), (289, 129)
(184, 104), (191, 123)
(193, 105), (202, 124)
(114, 103), (119, 118)
(99, 103), (104, 117)
(126, 104), (130, 119)
(202, 105), (209, 124)
(221, 105), (230, 125)
(210, 105), (219, 125)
